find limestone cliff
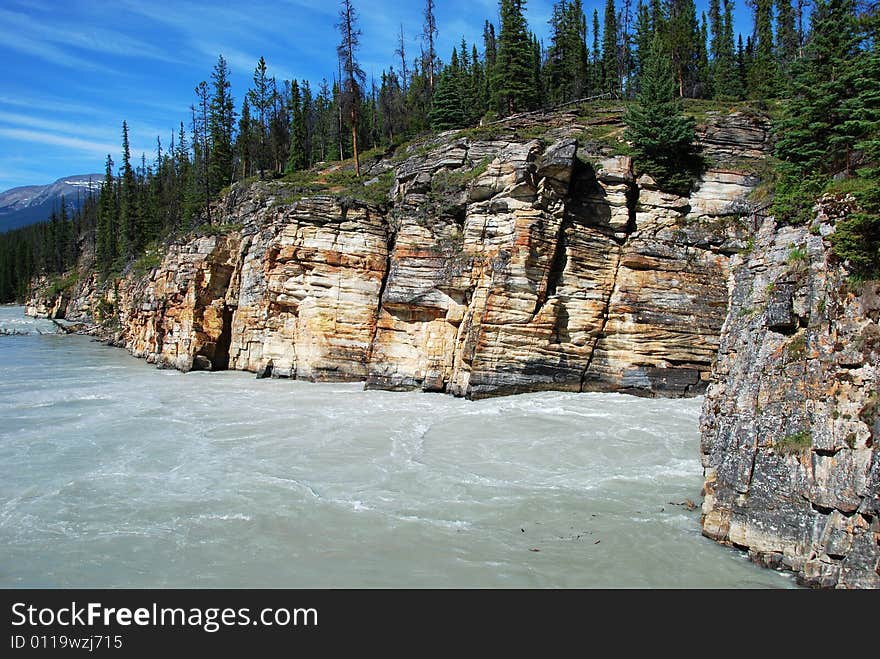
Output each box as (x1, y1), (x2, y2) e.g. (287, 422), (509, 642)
(700, 196), (880, 588)
(30, 109), (767, 400)
(27, 107), (879, 587)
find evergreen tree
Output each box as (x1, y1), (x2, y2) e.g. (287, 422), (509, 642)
(775, 0), (862, 177)
(395, 25), (410, 95)
(592, 9), (602, 93)
(286, 80), (307, 172)
(624, 34), (699, 192)
(493, 0), (539, 114)
(194, 81), (212, 223)
(337, 0), (366, 175)
(423, 0), (439, 99)
(547, 0), (590, 103)
(483, 21), (499, 109)
(749, 0), (777, 98)
(301, 80), (315, 167)
(430, 65), (466, 130)
(602, 0), (620, 93)
(772, 0), (877, 233)
(209, 55), (236, 196)
(667, 0), (701, 97)
(119, 121), (139, 259)
(776, 0), (799, 80)
(236, 98), (254, 179)
(96, 154), (117, 276)
(248, 57), (271, 178)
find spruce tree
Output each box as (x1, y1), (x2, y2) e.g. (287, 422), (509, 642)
(547, 0), (590, 103)
(248, 57), (271, 178)
(492, 0), (538, 115)
(776, 0), (799, 80)
(286, 80), (307, 173)
(749, 0), (777, 98)
(602, 0), (620, 93)
(96, 154), (117, 276)
(430, 66), (466, 130)
(775, 0), (862, 177)
(667, 0), (701, 97)
(423, 0), (438, 99)
(119, 121), (138, 260)
(209, 55), (236, 196)
(773, 0), (861, 221)
(624, 34), (699, 193)
(592, 9), (602, 94)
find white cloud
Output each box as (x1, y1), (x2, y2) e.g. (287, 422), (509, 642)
(0, 8), (176, 64)
(0, 128), (121, 157)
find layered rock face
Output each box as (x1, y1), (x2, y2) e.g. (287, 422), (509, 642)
(364, 126), (755, 398)
(700, 197), (880, 588)
(29, 110), (766, 400)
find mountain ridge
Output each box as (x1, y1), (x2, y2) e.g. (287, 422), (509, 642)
(0, 174), (102, 232)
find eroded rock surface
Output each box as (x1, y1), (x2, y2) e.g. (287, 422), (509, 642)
(27, 111), (764, 399)
(700, 197), (880, 588)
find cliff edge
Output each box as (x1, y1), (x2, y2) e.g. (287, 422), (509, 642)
(700, 196), (880, 588)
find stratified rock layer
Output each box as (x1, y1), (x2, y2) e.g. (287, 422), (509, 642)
(700, 197), (880, 588)
(28, 111), (765, 400)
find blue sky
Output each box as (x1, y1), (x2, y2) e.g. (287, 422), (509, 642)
(0, 0), (756, 192)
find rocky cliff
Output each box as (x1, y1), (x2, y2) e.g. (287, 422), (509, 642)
(700, 196), (880, 588)
(29, 109), (767, 400)
(30, 107), (879, 587)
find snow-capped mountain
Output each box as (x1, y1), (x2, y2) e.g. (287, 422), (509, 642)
(0, 174), (102, 232)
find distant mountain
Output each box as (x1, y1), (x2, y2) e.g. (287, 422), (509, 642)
(0, 174), (102, 233)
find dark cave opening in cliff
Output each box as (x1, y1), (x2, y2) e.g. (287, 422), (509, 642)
(212, 306), (234, 371)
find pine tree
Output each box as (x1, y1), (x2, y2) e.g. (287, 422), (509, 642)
(775, 0), (862, 176)
(119, 121), (139, 260)
(236, 98), (253, 179)
(624, 34), (699, 192)
(711, 0), (739, 99)
(776, 0), (799, 80)
(209, 55), (236, 196)
(547, 0), (590, 103)
(337, 0), (366, 176)
(96, 154), (117, 276)
(430, 66), (466, 130)
(666, 0), (701, 97)
(773, 0), (865, 225)
(286, 80), (307, 173)
(696, 12), (710, 97)
(483, 21), (498, 109)
(749, 0), (777, 98)
(493, 0), (539, 115)
(592, 9), (602, 94)
(423, 0), (438, 100)
(248, 57), (271, 178)
(194, 81), (212, 223)
(602, 0), (620, 93)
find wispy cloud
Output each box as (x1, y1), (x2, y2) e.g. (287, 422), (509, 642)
(0, 94), (110, 118)
(0, 111), (120, 142)
(0, 8), (176, 65)
(0, 128), (121, 158)
(0, 28), (113, 73)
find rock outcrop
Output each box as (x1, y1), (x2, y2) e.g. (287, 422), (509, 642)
(26, 107), (879, 587)
(31, 110), (766, 398)
(32, 110), (765, 400)
(363, 125), (753, 398)
(700, 196), (880, 588)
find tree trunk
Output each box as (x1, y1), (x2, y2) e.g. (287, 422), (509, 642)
(351, 110), (360, 177)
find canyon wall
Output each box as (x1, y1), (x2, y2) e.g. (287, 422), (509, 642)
(27, 108), (879, 586)
(32, 110), (766, 400)
(700, 197), (880, 588)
